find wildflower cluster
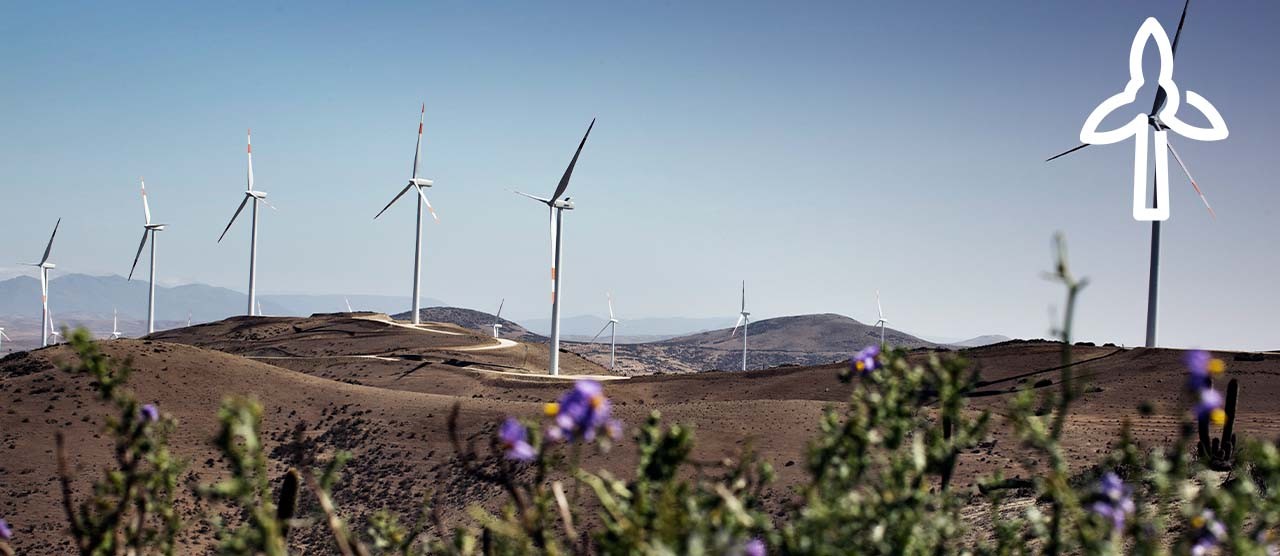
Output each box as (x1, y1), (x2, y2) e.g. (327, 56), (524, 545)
(1186, 349), (1227, 425)
(1089, 472), (1134, 533)
(1189, 509), (1226, 555)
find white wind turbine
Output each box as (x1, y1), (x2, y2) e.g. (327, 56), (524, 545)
(48, 309), (62, 344)
(127, 178), (166, 334)
(874, 290), (889, 345)
(589, 292), (620, 371)
(375, 103), (440, 326)
(218, 129), (274, 316)
(730, 281), (750, 371)
(514, 118), (595, 376)
(24, 219), (60, 347)
(492, 298), (505, 338)
(186, 311), (192, 327)
(111, 308), (122, 340)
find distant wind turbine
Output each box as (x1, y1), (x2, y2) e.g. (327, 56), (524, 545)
(589, 292), (620, 370)
(492, 298), (505, 338)
(186, 311), (192, 327)
(218, 129), (274, 316)
(127, 178), (166, 334)
(111, 308), (122, 340)
(48, 309), (62, 344)
(514, 118), (595, 376)
(874, 290), (888, 346)
(24, 218), (60, 347)
(730, 281), (750, 371)
(374, 103), (440, 326)
(344, 297), (353, 313)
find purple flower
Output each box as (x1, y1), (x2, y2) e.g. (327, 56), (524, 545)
(0, 518), (11, 540)
(1186, 350), (1224, 391)
(1090, 472), (1134, 532)
(499, 418), (535, 461)
(744, 537), (766, 556)
(851, 345), (880, 374)
(545, 380), (613, 442)
(140, 403), (159, 423)
(1190, 509), (1226, 555)
(1196, 388), (1226, 426)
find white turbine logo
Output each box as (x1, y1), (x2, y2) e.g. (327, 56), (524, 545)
(1079, 16), (1227, 222)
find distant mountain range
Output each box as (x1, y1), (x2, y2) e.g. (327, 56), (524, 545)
(0, 274), (443, 323)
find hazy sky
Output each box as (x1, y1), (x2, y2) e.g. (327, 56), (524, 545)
(1, 1), (1277, 350)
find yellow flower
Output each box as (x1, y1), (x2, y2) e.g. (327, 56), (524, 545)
(1191, 515), (1206, 529)
(543, 402), (560, 417)
(1210, 408), (1226, 426)
(855, 360), (866, 372)
(1208, 358), (1226, 376)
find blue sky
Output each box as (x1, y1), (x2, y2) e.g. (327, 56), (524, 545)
(1, 1), (1277, 349)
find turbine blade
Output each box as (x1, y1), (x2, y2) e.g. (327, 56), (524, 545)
(416, 187), (440, 223)
(218, 196), (250, 242)
(1152, 0), (1191, 115)
(375, 184), (414, 219)
(0, 331), (10, 341)
(731, 314), (746, 337)
(412, 103), (425, 179)
(551, 118), (595, 203)
(258, 197), (278, 211)
(40, 218), (61, 265)
(513, 190), (551, 204)
(877, 290), (884, 319)
(141, 178), (152, 225)
(589, 322), (611, 344)
(496, 298), (504, 320)
(128, 229), (149, 281)
(607, 292), (614, 320)
(1166, 141), (1216, 219)
(740, 280), (746, 312)
(1045, 143), (1090, 162)
(246, 129), (255, 191)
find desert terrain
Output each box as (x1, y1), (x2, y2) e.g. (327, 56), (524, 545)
(2, 313), (1278, 553)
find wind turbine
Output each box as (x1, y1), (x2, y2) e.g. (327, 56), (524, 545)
(24, 219), (59, 347)
(874, 290), (888, 346)
(48, 310), (62, 345)
(186, 311), (192, 327)
(730, 281), (750, 371)
(0, 328), (11, 351)
(111, 309), (122, 340)
(492, 298), (505, 338)
(589, 292), (620, 370)
(374, 103), (440, 326)
(514, 118), (595, 376)
(127, 179), (165, 334)
(218, 129), (273, 316)
(1046, 0), (1221, 348)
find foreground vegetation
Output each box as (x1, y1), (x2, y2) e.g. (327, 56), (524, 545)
(2, 237), (1277, 555)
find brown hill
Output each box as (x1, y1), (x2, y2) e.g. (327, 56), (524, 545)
(569, 313), (938, 373)
(3, 315), (1280, 553)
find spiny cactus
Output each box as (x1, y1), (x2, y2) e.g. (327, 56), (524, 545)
(1198, 378), (1239, 471)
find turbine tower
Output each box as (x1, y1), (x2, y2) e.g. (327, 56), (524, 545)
(375, 103), (440, 326)
(514, 118), (595, 376)
(589, 292), (620, 370)
(111, 308), (122, 340)
(874, 290), (889, 346)
(492, 298), (505, 338)
(730, 281), (750, 371)
(219, 129), (273, 316)
(24, 219), (59, 347)
(1047, 0), (1220, 348)
(128, 178), (166, 334)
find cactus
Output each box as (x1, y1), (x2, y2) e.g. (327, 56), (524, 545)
(276, 468), (301, 539)
(1197, 378), (1239, 471)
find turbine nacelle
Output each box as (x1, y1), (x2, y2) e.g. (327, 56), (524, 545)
(410, 177), (434, 187)
(553, 197), (575, 210)
(145, 224), (167, 231)
(247, 190), (268, 199)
